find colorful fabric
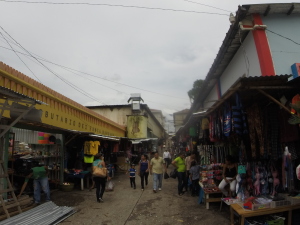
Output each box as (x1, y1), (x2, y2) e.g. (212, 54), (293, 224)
(247, 103), (264, 158)
(223, 102), (232, 137)
(291, 94), (300, 115)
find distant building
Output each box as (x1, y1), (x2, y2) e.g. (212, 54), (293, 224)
(173, 109), (189, 132)
(86, 104), (167, 153)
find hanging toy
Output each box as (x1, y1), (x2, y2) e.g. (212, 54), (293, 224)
(271, 165), (280, 197)
(254, 166), (261, 196)
(296, 164), (300, 180)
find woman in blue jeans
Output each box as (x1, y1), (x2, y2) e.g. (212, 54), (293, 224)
(138, 154), (149, 190)
(172, 152), (186, 196)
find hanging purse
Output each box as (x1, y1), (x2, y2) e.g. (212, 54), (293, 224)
(93, 162), (107, 178)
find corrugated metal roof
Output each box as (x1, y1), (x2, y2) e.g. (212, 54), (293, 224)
(188, 3), (300, 119)
(0, 86), (45, 105)
(0, 201), (75, 225)
(244, 3), (300, 15)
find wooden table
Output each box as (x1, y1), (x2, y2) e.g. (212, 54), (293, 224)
(199, 182), (222, 209)
(230, 203), (300, 225)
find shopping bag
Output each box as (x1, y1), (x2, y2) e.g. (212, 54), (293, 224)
(170, 169), (178, 179)
(105, 180), (114, 191)
(93, 166), (107, 178)
(164, 172), (169, 179)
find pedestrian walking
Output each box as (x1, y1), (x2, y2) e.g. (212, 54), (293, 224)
(93, 153), (109, 203)
(127, 164), (137, 189)
(185, 152), (196, 192)
(189, 161), (201, 196)
(163, 148), (172, 168)
(150, 152), (167, 193)
(172, 152), (187, 196)
(138, 154), (149, 190)
(17, 161), (50, 205)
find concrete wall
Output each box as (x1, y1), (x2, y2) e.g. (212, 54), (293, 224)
(90, 106), (165, 139)
(219, 32), (261, 95)
(262, 14), (300, 76)
(91, 107), (130, 126)
(203, 83), (219, 111)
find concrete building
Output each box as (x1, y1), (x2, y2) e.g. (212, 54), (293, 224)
(86, 104), (167, 153)
(176, 3), (300, 155)
(173, 109), (189, 132)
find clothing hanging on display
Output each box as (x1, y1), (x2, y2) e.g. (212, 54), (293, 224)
(246, 103), (264, 159)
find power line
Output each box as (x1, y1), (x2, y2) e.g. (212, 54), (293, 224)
(0, 43), (186, 110)
(182, 0), (232, 13)
(0, 30), (41, 83)
(0, 25), (107, 105)
(0, 0), (228, 16)
(0, 36), (187, 100)
(266, 29), (300, 46)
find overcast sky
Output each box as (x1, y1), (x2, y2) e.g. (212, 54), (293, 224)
(0, 0), (294, 128)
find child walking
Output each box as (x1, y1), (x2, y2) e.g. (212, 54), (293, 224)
(127, 164), (136, 189)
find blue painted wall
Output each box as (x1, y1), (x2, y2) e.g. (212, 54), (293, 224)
(262, 14), (300, 76)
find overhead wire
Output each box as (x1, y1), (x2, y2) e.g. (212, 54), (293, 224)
(0, 30), (41, 83)
(0, 43), (185, 111)
(0, 0), (228, 16)
(0, 25), (107, 105)
(266, 29), (300, 46)
(182, 0), (232, 13)
(0, 36), (187, 100)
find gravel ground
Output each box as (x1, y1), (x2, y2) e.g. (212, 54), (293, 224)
(51, 169), (231, 225)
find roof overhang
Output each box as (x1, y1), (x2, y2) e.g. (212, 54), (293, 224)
(188, 3), (300, 121)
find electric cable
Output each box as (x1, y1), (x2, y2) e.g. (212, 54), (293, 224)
(0, 30), (41, 82)
(0, 0), (228, 16)
(1, 42), (186, 111)
(0, 36), (187, 100)
(266, 29), (300, 46)
(238, 29), (250, 77)
(182, 0), (232, 13)
(0, 25), (107, 105)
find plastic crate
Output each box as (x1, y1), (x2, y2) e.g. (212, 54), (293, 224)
(270, 200), (291, 208)
(244, 218), (265, 225)
(252, 202), (271, 210)
(285, 196), (300, 205)
(267, 216), (285, 225)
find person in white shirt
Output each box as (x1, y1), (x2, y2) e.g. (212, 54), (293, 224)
(163, 149), (171, 168)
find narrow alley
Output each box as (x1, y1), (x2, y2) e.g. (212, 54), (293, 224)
(51, 168), (230, 225)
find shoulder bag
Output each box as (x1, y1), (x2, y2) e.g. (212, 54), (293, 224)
(93, 161), (107, 178)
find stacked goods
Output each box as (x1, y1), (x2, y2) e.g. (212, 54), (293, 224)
(37, 132), (49, 144)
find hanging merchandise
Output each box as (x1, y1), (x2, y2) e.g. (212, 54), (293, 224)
(84, 140), (99, 155)
(296, 164), (300, 180)
(223, 102), (232, 137)
(282, 146), (294, 192)
(291, 93), (300, 115)
(246, 103), (264, 159)
(232, 93), (248, 135)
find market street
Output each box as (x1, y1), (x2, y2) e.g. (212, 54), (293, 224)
(51, 168), (230, 225)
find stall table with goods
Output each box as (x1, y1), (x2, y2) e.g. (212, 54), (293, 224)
(229, 195), (300, 225)
(65, 170), (90, 190)
(199, 164), (223, 209)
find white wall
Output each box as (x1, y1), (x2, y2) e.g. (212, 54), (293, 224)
(262, 14), (300, 76)
(92, 107), (129, 126)
(203, 84), (219, 111)
(220, 32), (261, 95)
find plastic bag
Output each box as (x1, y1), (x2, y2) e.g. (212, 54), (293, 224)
(164, 172), (169, 179)
(105, 180), (114, 191)
(170, 169), (178, 179)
